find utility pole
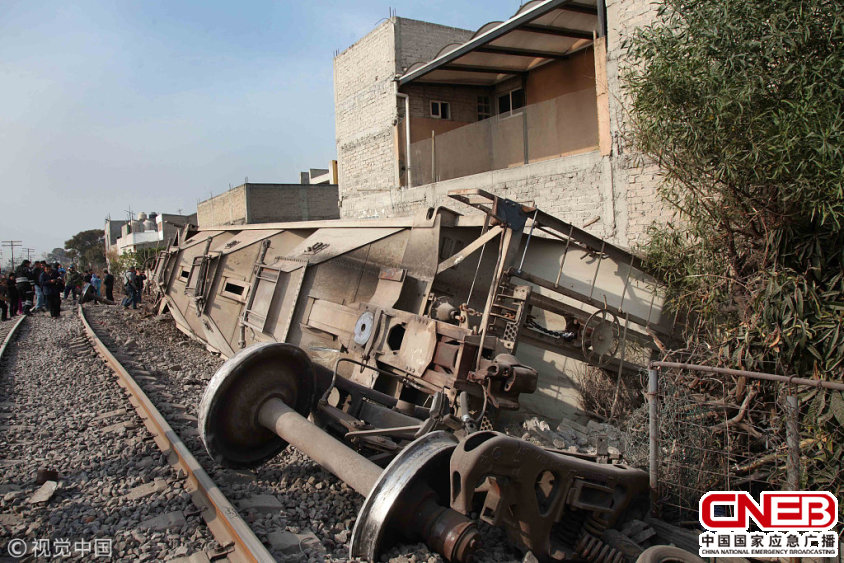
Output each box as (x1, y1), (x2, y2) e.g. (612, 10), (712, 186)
(2, 241), (22, 271)
(24, 248), (35, 261)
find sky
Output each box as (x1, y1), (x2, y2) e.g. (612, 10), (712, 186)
(0, 0), (525, 262)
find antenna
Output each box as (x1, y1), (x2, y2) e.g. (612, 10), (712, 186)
(2, 240), (22, 270)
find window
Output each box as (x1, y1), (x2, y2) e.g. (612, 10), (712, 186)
(430, 101), (450, 120)
(477, 96), (491, 121)
(498, 88), (525, 117)
(220, 278), (248, 301)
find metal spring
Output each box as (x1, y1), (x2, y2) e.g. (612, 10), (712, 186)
(555, 510), (588, 546)
(576, 532), (625, 563)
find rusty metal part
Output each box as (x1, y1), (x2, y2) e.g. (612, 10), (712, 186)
(198, 342), (316, 468)
(449, 431), (649, 562)
(576, 532), (624, 563)
(199, 343), (480, 562)
(78, 306), (274, 563)
(470, 354), (538, 410)
(582, 308), (621, 367)
(351, 432), (479, 562)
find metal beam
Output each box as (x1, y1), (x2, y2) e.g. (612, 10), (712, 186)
(559, 2), (599, 15)
(440, 64), (520, 75)
(519, 23), (594, 40)
(475, 45), (569, 60)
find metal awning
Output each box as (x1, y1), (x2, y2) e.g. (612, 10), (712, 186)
(399, 0), (600, 87)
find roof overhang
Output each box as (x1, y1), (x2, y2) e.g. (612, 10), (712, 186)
(399, 0), (601, 88)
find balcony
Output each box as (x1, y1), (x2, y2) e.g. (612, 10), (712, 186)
(407, 89), (599, 187)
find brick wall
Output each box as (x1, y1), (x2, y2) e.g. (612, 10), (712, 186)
(197, 184), (339, 227)
(197, 186), (249, 227)
(335, 2), (669, 250)
(248, 185), (340, 222)
(333, 18), (473, 199)
(605, 0), (672, 247)
(340, 150), (618, 241)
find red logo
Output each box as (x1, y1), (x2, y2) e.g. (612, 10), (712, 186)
(700, 492), (838, 531)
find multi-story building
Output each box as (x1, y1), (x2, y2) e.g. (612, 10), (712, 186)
(334, 0), (665, 249)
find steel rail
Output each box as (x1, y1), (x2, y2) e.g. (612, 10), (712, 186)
(78, 305), (273, 563)
(0, 315), (27, 361)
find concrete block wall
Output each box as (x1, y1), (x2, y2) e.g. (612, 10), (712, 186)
(334, 21), (398, 196)
(247, 185), (340, 223)
(395, 19), (474, 75)
(197, 186), (249, 227)
(403, 83), (487, 125)
(340, 150), (618, 241)
(605, 0), (672, 247)
(197, 184), (339, 227)
(333, 18), (473, 199)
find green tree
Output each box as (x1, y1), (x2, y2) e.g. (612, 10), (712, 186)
(65, 229), (106, 270)
(44, 247), (71, 265)
(624, 0), (842, 494)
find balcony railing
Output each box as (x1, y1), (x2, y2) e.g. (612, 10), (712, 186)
(408, 88), (599, 187)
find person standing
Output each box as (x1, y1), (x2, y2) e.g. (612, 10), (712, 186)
(14, 260), (34, 315)
(121, 267), (138, 309)
(91, 272), (102, 296)
(103, 270), (114, 302)
(40, 263), (63, 318)
(31, 261), (45, 312)
(0, 277), (8, 321)
(6, 273), (18, 318)
(135, 271), (146, 303)
(65, 267), (83, 304)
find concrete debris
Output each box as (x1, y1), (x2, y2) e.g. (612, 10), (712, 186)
(297, 529), (326, 555)
(94, 408), (128, 420)
(168, 552), (212, 563)
(266, 530), (302, 554)
(236, 494), (283, 513)
(28, 480), (59, 504)
(125, 478), (168, 500)
(138, 510), (186, 531)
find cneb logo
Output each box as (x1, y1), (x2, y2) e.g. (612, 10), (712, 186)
(700, 492), (838, 531)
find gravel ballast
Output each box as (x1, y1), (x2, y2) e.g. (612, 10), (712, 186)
(0, 305), (216, 560)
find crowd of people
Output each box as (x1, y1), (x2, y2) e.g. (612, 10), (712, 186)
(0, 260), (147, 321)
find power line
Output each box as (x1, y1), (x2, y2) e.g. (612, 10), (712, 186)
(2, 241), (22, 271)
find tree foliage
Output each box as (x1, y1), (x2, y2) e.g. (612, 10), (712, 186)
(624, 0), (842, 495)
(44, 247), (71, 265)
(65, 229), (106, 270)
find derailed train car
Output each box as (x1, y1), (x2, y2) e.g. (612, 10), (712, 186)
(151, 190), (693, 562)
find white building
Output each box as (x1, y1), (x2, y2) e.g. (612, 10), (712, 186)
(105, 212), (197, 257)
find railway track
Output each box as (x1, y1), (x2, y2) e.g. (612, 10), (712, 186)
(79, 302), (513, 562)
(0, 315), (26, 362)
(78, 304), (379, 562)
(77, 305), (274, 563)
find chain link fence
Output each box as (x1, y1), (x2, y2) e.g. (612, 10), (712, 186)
(623, 365), (844, 526)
